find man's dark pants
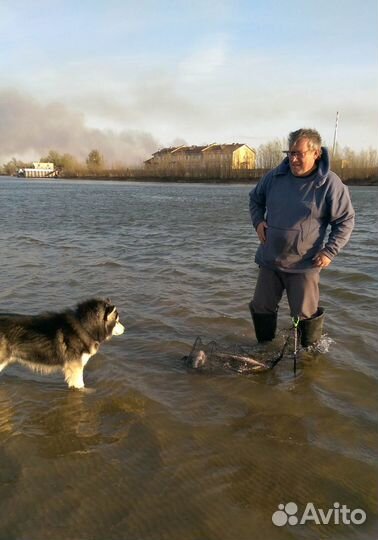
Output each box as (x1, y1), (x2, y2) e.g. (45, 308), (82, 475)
(250, 266), (320, 319)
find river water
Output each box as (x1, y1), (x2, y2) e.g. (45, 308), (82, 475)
(0, 177), (377, 540)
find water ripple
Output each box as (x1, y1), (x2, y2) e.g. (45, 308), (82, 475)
(0, 179), (377, 539)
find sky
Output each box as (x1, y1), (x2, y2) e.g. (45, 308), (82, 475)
(1, 0), (377, 165)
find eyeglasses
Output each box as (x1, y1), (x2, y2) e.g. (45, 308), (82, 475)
(283, 150), (314, 159)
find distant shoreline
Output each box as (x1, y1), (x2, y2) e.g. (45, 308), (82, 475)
(1, 174), (377, 186)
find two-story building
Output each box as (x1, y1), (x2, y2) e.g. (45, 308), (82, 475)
(145, 143), (256, 177)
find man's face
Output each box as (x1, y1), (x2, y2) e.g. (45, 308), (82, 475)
(288, 138), (320, 177)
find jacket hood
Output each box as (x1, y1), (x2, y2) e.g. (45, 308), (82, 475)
(275, 146), (330, 187)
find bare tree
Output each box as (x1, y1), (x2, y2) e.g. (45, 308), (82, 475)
(256, 139), (284, 168)
(86, 149), (104, 172)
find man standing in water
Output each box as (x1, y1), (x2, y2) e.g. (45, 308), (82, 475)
(249, 128), (355, 346)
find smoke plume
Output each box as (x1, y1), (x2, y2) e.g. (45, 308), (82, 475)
(0, 89), (159, 166)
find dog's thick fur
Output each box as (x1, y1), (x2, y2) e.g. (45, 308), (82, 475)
(0, 298), (124, 389)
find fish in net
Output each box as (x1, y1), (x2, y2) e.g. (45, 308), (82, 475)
(183, 336), (282, 374)
(184, 331), (333, 375)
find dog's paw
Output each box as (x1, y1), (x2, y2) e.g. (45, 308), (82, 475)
(68, 384), (95, 393)
(80, 387), (97, 394)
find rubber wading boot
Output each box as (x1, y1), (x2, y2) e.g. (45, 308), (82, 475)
(298, 308), (325, 347)
(249, 304), (277, 342)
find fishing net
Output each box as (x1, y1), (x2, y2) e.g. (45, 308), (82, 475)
(184, 330), (332, 375)
(184, 336), (279, 374)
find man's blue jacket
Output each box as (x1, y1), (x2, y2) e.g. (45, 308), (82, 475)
(249, 147), (355, 272)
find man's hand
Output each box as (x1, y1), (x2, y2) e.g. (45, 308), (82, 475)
(256, 221), (268, 244)
(313, 252), (332, 268)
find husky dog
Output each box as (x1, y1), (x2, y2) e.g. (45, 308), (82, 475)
(0, 298), (125, 389)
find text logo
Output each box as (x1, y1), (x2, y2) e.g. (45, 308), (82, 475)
(272, 502), (367, 527)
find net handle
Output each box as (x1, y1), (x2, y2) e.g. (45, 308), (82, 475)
(292, 316), (300, 375)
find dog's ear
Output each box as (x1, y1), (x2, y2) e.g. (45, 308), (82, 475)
(105, 304), (117, 320)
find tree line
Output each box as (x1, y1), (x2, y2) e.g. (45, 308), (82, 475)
(1, 142), (377, 180)
(255, 139), (378, 169)
(1, 149), (106, 177)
